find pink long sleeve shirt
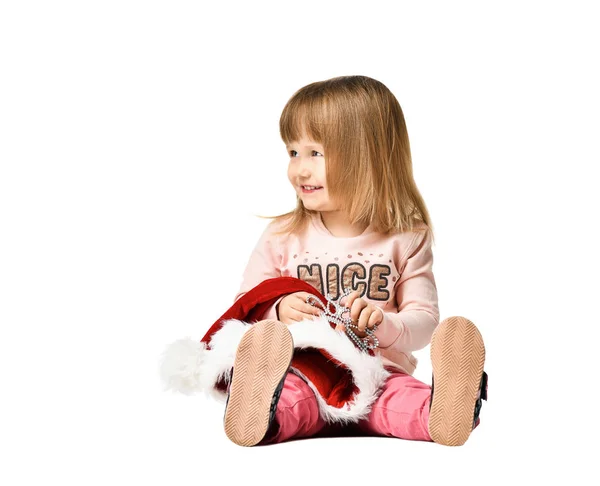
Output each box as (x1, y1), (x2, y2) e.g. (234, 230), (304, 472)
(233, 212), (440, 375)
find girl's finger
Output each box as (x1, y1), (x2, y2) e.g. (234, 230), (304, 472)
(350, 297), (367, 325)
(303, 302), (323, 316)
(339, 291), (351, 307)
(298, 291), (320, 303)
(293, 310), (319, 323)
(369, 308), (383, 328)
(291, 299), (322, 316)
(296, 293), (323, 314)
(357, 307), (372, 333)
(340, 290), (360, 308)
(295, 293), (326, 316)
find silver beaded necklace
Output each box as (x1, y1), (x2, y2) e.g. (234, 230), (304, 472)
(305, 287), (380, 353)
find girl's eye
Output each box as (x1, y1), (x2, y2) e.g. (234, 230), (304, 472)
(289, 150), (323, 157)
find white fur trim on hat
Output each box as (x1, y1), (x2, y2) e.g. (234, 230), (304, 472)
(159, 319), (251, 401)
(158, 316), (390, 423)
(285, 316), (391, 423)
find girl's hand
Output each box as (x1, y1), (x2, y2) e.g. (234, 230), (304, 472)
(276, 291), (323, 325)
(336, 290), (384, 336)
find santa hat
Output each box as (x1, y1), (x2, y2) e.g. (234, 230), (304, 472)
(159, 276), (390, 424)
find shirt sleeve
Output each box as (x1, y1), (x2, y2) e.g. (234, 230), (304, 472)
(373, 227), (440, 353)
(233, 221), (285, 320)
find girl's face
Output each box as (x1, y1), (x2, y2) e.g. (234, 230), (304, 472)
(286, 135), (338, 212)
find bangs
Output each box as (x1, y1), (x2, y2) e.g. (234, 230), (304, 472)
(279, 90), (330, 146)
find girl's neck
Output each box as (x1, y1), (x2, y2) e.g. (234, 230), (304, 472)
(319, 211), (369, 238)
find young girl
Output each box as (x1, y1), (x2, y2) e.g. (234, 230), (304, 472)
(161, 75), (488, 448)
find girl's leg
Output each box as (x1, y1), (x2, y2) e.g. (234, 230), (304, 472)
(358, 316), (487, 446)
(356, 369), (433, 442)
(259, 372), (328, 445)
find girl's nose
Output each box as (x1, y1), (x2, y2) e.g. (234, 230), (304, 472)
(297, 157), (312, 177)
(299, 166), (311, 178)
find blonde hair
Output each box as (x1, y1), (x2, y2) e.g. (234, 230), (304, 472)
(257, 75), (434, 243)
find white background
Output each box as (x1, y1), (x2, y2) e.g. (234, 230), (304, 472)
(1, 1), (598, 484)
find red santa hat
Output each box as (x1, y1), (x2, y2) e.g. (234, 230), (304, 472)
(159, 276), (390, 424)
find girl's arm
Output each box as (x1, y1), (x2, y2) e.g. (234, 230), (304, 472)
(233, 221), (285, 320)
(374, 228), (440, 353)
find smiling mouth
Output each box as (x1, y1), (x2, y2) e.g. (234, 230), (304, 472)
(301, 185), (323, 193)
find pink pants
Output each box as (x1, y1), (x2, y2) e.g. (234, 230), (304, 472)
(260, 367), (433, 444)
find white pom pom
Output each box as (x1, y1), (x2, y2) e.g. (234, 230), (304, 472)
(159, 338), (208, 395)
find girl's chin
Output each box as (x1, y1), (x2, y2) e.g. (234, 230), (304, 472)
(302, 202), (322, 210)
